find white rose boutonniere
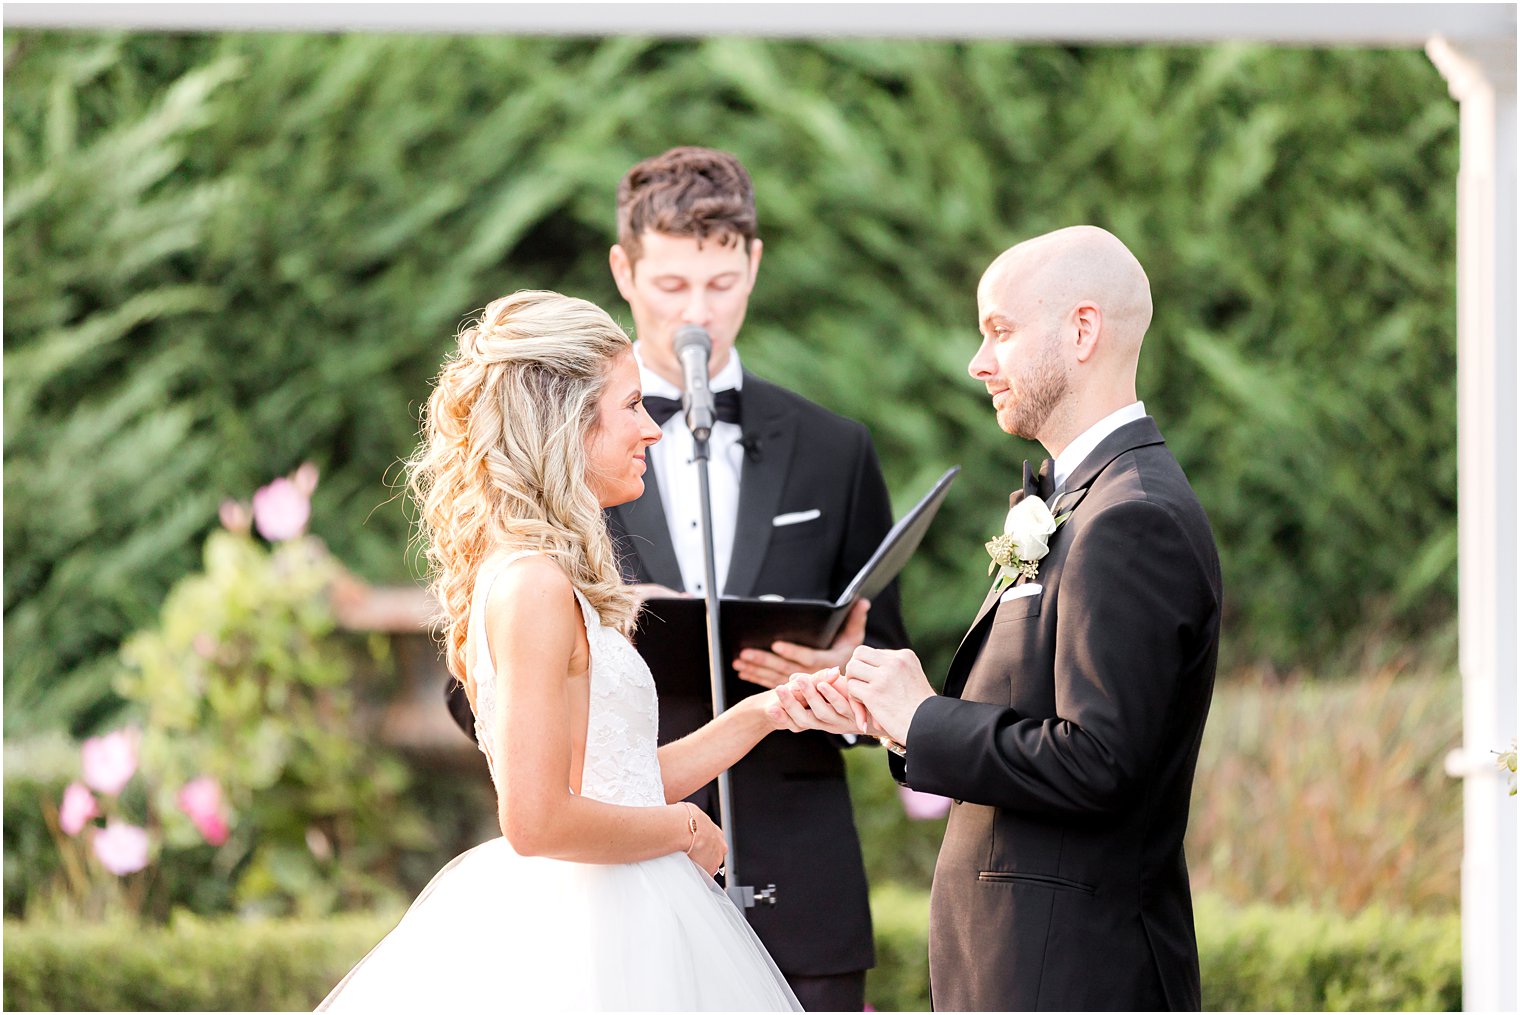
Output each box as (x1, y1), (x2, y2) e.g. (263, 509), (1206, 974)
(986, 495), (1071, 594)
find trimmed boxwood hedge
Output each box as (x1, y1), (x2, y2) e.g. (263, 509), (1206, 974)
(3, 889), (1459, 1011)
(1191, 893), (1461, 1012)
(1, 911), (397, 1012)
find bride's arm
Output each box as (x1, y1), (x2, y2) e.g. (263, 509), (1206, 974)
(655, 693), (783, 803)
(488, 557), (692, 864)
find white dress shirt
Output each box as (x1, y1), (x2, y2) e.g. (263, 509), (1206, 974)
(633, 345), (747, 596)
(1051, 401), (1147, 497)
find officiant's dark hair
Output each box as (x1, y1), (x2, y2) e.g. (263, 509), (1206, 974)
(615, 146), (758, 264)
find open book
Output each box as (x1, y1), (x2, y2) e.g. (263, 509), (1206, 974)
(634, 466), (959, 697)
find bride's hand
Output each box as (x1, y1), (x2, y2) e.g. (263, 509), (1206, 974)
(820, 667), (881, 736)
(768, 669), (867, 735)
(676, 803), (728, 877)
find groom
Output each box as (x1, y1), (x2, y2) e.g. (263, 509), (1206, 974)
(776, 226), (1223, 1010)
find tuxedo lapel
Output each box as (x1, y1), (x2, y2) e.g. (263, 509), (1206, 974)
(945, 575), (1026, 699)
(943, 417), (1169, 698)
(971, 580), (1008, 630)
(609, 463), (684, 589)
(967, 569), (1039, 634)
(723, 373), (798, 597)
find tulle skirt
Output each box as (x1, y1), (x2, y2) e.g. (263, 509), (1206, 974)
(318, 837), (801, 1012)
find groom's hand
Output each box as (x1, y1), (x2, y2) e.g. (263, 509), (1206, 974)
(734, 599), (871, 689)
(844, 646), (936, 745)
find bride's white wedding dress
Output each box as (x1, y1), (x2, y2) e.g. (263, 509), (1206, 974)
(319, 551), (801, 1011)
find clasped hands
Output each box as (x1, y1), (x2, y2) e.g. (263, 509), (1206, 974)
(765, 644), (937, 747)
(634, 592), (873, 695)
(633, 587), (936, 743)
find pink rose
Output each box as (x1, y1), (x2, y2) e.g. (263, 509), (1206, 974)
(81, 728), (139, 797)
(93, 822), (150, 875)
(196, 812), (230, 846)
(251, 477), (311, 542)
(176, 776), (231, 846)
(59, 782), (99, 836)
(219, 498), (251, 535)
(898, 783), (952, 821)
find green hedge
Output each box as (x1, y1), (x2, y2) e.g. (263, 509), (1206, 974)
(4, 32), (1458, 736)
(3, 891), (1459, 1012)
(2, 911), (397, 1012)
(1192, 893), (1461, 1012)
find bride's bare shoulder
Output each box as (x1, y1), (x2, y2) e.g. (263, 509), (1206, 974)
(484, 553), (576, 621)
(479, 554), (589, 678)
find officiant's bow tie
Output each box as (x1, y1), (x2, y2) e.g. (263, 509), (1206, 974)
(1009, 458), (1056, 508)
(642, 389), (742, 429)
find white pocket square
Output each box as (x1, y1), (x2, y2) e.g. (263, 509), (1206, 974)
(772, 509), (821, 527)
(999, 583), (1043, 603)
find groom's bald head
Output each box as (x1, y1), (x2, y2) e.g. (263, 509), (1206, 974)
(981, 225), (1152, 362)
(971, 226), (1153, 451)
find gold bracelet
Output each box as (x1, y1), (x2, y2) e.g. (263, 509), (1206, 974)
(681, 802), (699, 855)
(878, 735), (907, 757)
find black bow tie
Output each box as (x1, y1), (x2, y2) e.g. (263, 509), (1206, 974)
(643, 389), (742, 429)
(1010, 457), (1056, 508)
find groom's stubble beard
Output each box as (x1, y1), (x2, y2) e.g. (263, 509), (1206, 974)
(999, 331), (1069, 443)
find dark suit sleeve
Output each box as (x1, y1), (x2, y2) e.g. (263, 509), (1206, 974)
(902, 499), (1214, 815)
(833, 425), (911, 654)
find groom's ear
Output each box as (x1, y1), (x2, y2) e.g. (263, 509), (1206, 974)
(1071, 301), (1103, 364)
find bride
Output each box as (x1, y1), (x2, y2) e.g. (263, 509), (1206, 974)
(319, 291), (801, 1011)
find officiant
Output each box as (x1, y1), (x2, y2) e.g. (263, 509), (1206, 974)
(602, 146), (911, 1011)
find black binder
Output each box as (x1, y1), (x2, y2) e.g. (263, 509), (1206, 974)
(635, 466), (959, 698)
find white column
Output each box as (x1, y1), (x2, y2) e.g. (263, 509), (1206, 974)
(1427, 34), (1518, 1014)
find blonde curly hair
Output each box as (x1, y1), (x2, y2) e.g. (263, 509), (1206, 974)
(407, 290), (639, 708)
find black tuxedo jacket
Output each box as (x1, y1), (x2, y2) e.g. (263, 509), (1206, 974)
(609, 370), (911, 977)
(891, 417), (1222, 1011)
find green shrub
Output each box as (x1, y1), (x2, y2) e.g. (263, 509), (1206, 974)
(5, 32), (1457, 735)
(1, 892), (1459, 1012)
(113, 523), (431, 918)
(1192, 893), (1461, 1012)
(4, 728), (496, 922)
(1, 911), (397, 1012)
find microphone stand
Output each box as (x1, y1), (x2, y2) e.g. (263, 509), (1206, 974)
(688, 425), (775, 911)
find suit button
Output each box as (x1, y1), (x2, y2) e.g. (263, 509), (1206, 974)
(953, 799), (963, 805)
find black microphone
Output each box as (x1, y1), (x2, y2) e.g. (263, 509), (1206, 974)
(674, 325), (716, 442)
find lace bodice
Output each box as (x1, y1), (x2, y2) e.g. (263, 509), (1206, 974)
(469, 551), (666, 808)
